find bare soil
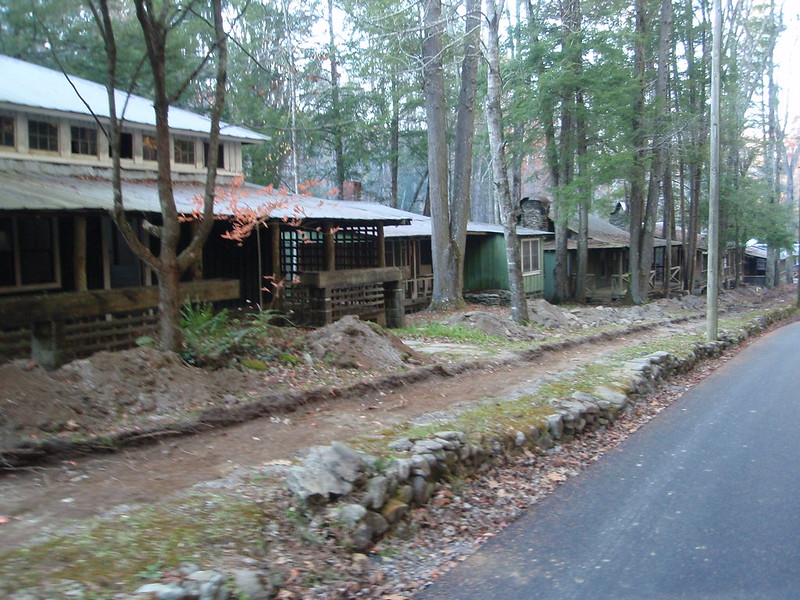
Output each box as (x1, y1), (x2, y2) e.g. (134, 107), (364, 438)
(0, 287), (794, 557)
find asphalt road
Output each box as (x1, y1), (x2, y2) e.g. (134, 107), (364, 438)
(416, 320), (800, 600)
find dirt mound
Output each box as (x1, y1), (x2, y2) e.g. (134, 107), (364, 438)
(448, 311), (543, 341)
(306, 315), (429, 370)
(527, 298), (580, 329)
(0, 347), (257, 449)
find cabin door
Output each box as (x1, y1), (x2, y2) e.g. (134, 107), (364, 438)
(102, 217), (144, 288)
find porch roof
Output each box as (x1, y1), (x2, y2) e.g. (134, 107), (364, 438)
(383, 214), (551, 238)
(0, 166), (413, 226)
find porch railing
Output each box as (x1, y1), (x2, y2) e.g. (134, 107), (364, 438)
(0, 279), (240, 370)
(286, 267), (405, 328)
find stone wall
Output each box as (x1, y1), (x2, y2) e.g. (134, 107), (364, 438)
(123, 306), (794, 599)
(282, 306), (793, 553)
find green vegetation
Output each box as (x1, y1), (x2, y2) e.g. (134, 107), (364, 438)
(180, 302), (303, 369)
(0, 494), (267, 594)
(396, 322), (505, 343)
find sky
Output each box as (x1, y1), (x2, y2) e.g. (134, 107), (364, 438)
(776, 1), (800, 129)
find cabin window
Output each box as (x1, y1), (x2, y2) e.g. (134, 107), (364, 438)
(28, 119), (59, 152)
(0, 216), (60, 291)
(142, 134), (158, 161)
(174, 138), (196, 164)
(71, 125), (97, 156)
(521, 238), (540, 275)
(203, 142), (225, 169)
(108, 131), (134, 159)
(0, 115), (14, 147)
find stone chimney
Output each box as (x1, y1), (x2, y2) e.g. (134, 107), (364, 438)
(519, 196), (551, 231)
(343, 181), (362, 202)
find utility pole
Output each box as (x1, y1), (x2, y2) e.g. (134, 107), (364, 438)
(707, 0), (721, 341)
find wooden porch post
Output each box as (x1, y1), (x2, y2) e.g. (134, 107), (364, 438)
(269, 221), (283, 308)
(73, 215), (88, 291)
(191, 220), (204, 281)
(324, 220), (336, 271)
(31, 320), (66, 371)
(378, 222), (386, 268)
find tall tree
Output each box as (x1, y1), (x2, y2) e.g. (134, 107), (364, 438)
(90, 0), (228, 352)
(449, 0), (481, 297)
(485, 0), (529, 323)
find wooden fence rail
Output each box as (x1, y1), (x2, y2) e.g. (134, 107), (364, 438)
(0, 279), (239, 369)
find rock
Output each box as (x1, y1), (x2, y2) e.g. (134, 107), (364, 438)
(593, 385), (629, 409)
(434, 431), (466, 443)
(285, 442), (369, 503)
(387, 438), (413, 452)
(381, 498), (409, 523)
(362, 476), (388, 510)
(328, 442), (371, 482)
(546, 414), (563, 440)
(514, 431), (526, 446)
(350, 511), (389, 551)
(336, 503), (367, 528)
(286, 462), (354, 504)
(409, 454), (431, 476)
(363, 510), (390, 536)
(411, 475), (434, 505)
(229, 570), (275, 600)
(395, 484), (414, 505)
(386, 458), (411, 482)
(183, 570), (228, 600)
(132, 583), (188, 599)
(412, 439), (444, 453)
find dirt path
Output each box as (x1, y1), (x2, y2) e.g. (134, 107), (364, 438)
(0, 319), (704, 550)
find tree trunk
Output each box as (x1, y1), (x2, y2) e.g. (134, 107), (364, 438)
(390, 74), (400, 208)
(328, 0), (345, 198)
(626, 0), (648, 305)
(96, 0), (228, 352)
(485, 0), (528, 323)
(423, 0), (460, 308)
(157, 262), (182, 353)
(449, 0), (481, 302)
(663, 153), (674, 297)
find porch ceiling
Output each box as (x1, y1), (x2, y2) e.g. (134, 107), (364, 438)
(0, 167), (413, 227)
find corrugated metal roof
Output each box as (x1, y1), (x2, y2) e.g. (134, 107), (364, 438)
(0, 55), (267, 142)
(384, 214), (551, 238)
(0, 166), (413, 225)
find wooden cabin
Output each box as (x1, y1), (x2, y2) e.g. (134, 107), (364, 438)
(384, 215), (550, 309)
(0, 55), (411, 366)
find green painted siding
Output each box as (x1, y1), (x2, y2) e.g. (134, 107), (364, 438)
(543, 251), (556, 301)
(464, 234), (544, 295)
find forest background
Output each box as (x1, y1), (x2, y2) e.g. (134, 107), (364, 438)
(1, 0), (798, 313)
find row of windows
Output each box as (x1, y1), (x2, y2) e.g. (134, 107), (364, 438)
(0, 115), (224, 168)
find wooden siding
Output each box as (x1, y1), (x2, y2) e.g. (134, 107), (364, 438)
(464, 235), (544, 295)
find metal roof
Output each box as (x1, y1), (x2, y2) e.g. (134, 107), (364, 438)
(0, 166), (413, 225)
(384, 214), (551, 238)
(0, 55), (267, 142)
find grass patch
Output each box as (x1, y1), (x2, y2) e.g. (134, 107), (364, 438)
(395, 322), (505, 344)
(0, 493), (267, 595)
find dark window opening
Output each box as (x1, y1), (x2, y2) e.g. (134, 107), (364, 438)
(71, 125), (97, 156)
(142, 134), (158, 161)
(28, 119), (58, 152)
(108, 132), (133, 159)
(174, 138), (195, 164)
(0, 115), (14, 147)
(0, 216), (58, 289)
(203, 142), (225, 169)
